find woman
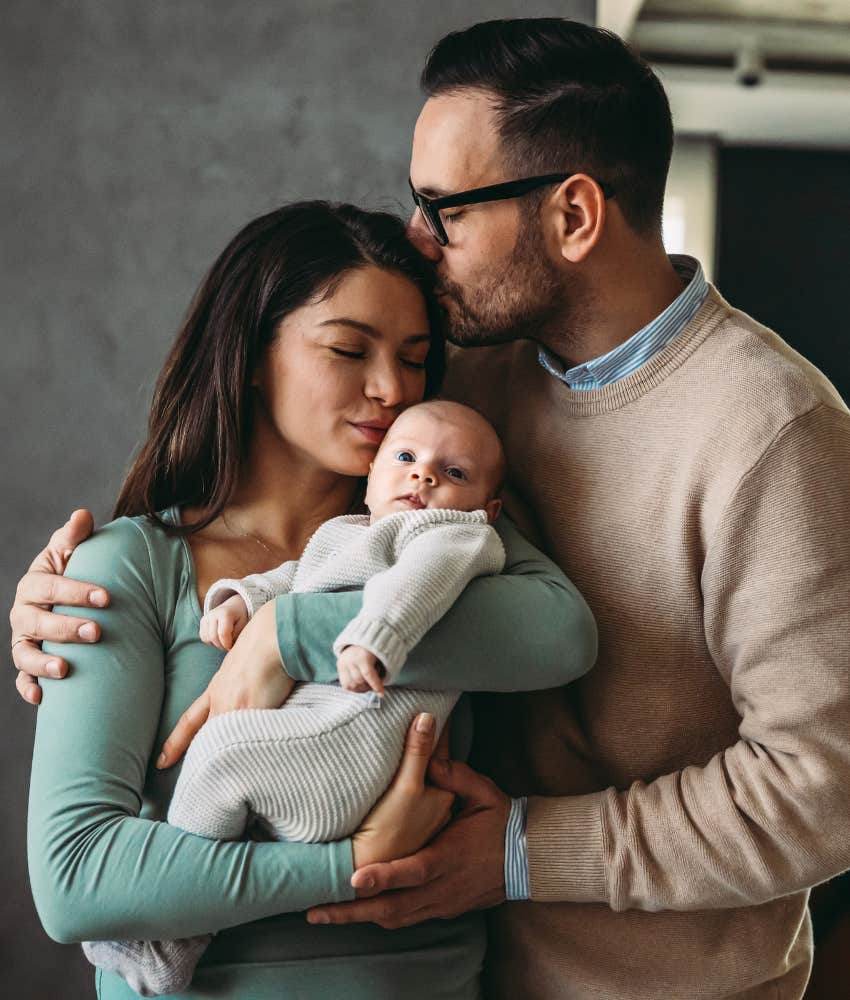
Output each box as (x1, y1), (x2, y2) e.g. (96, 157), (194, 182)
(26, 201), (597, 999)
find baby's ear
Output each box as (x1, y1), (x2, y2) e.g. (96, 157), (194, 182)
(484, 498), (502, 524)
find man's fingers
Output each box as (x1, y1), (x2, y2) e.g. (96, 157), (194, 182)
(157, 692), (211, 768)
(432, 720), (451, 760)
(14, 571), (109, 613)
(427, 758), (500, 804)
(11, 604), (100, 645)
(12, 639), (67, 679)
(43, 509), (95, 567)
(16, 670), (43, 705)
(307, 889), (434, 929)
(351, 850), (441, 896)
(393, 713), (437, 789)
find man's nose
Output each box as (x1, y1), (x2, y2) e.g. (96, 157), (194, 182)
(406, 211), (443, 262)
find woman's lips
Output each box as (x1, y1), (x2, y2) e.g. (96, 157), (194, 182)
(350, 423), (390, 445)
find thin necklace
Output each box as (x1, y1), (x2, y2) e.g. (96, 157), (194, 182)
(221, 510), (286, 560)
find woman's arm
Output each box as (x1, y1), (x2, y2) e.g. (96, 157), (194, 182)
(277, 515), (597, 691)
(28, 518), (353, 944)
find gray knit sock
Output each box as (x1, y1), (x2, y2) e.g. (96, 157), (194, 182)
(82, 934), (211, 997)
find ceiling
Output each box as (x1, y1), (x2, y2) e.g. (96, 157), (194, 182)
(597, 0), (850, 147)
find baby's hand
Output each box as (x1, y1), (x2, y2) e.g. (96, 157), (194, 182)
(200, 595), (250, 650)
(337, 645), (386, 696)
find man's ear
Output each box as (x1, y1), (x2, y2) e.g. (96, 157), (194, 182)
(485, 498), (503, 524)
(549, 174), (607, 264)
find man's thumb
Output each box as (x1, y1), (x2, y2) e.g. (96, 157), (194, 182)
(427, 758), (491, 801)
(64, 509), (95, 545)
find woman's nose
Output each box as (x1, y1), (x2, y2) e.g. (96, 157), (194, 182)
(365, 362), (405, 408)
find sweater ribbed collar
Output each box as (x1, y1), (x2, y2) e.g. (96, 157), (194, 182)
(533, 286), (730, 416)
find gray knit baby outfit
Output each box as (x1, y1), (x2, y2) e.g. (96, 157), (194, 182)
(83, 508), (505, 996)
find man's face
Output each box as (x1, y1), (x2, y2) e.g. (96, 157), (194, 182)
(408, 90), (566, 347)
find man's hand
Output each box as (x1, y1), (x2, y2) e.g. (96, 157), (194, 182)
(337, 645), (386, 696)
(308, 758), (511, 929)
(157, 600), (294, 768)
(11, 509), (106, 704)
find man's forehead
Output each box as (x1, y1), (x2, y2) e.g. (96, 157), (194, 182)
(410, 91), (504, 193)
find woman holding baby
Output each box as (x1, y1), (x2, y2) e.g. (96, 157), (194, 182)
(23, 201), (596, 998)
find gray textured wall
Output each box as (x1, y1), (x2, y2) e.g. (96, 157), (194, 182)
(1, 2), (594, 996)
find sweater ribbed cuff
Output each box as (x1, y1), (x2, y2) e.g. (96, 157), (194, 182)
(527, 793), (607, 903)
(333, 616), (407, 682)
(204, 579), (265, 617)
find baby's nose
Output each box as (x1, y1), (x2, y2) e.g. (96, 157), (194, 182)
(411, 469), (436, 485)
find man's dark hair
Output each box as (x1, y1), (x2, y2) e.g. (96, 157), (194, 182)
(421, 18), (673, 236)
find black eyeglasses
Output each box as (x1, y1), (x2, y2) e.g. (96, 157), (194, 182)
(409, 173), (616, 247)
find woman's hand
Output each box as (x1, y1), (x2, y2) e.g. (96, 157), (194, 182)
(11, 509), (106, 704)
(351, 712), (454, 875)
(157, 600), (294, 768)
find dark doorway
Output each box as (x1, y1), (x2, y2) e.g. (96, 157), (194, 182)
(717, 145), (850, 403)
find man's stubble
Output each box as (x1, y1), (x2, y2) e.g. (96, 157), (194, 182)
(439, 211), (587, 356)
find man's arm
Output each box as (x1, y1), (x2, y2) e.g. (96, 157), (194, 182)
(11, 509), (105, 703)
(308, 404), (850, 927)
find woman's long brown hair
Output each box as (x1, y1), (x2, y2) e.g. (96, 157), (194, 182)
(114, 202), (445, 534)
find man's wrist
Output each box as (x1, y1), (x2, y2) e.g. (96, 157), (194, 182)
(504, 796), (531, 900)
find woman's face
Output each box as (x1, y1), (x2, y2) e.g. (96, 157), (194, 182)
(254, 265), (432, 477)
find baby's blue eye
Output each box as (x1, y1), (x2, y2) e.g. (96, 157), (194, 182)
(396, 451), (415, 463)
(447, 467), (466, 480)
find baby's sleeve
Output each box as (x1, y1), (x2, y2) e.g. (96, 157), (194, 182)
(333, 520), (505, 682)
(204, 560), (299, 617)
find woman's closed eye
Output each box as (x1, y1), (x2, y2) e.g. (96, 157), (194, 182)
(330, 346), (366, 360)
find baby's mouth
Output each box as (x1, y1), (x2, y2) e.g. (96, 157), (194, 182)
(397, 494), (426, 509)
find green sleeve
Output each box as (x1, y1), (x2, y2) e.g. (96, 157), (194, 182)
(277, 515), (597, 691)
(28, 518), (353, 945)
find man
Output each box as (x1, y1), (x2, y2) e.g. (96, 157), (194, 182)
(13, 19), (850, 999)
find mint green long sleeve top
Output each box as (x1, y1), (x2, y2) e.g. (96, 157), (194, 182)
(28, 510), (596, 999)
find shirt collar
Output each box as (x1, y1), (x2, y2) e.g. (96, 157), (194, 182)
(538, 255), (709, 390)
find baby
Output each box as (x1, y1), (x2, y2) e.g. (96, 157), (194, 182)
(84, 400), (507, 996)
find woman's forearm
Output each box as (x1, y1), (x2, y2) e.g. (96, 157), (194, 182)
(27, 519), (354, 944)
(277, 516), (597, 691)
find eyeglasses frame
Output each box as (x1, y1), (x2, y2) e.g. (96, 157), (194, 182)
(409, 172), (616, 247)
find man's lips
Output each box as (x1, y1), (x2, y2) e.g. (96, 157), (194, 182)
(350, 422), (392, 445)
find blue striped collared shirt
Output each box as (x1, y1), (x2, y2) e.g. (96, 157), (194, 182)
(503, 255), (709, 902)
(536, 255), (708, 390)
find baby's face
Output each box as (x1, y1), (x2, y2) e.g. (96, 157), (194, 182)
(365, 402), (503, 523)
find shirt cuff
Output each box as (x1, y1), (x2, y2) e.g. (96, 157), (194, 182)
(504, 796), (531, 900)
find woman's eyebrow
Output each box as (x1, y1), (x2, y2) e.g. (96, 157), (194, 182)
(319, 319), (430, 344)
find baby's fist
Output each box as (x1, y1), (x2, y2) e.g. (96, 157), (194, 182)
(200, 596), (249, 650)
(337, 645), (386, 696)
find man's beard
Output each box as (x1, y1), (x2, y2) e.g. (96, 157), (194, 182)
(438, 217), (577, 350)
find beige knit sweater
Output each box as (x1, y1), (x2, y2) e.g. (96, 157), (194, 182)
(445, 287), (850, 999)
